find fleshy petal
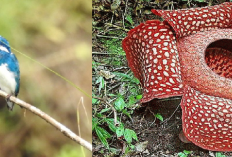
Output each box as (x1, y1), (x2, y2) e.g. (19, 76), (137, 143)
(181, 85), (232, 151)
(178, 29), (232, 100)
(152, 2), (232, 38)
(122, 20), (183, 103)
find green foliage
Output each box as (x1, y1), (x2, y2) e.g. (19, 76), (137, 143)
(93, 117), (138, 149)
(193, 0), (205, 2)
(216, 152), (226, 157)
(96, 76), (105, 93)
(95, 126), (111, 148)
(154, 113), (164, 121)
(102, 38), (125, 55)
(116, 124), (125, 137)
(115, 124), (138, 144)
(92, 98), (99, 104)
(93, 25), (142, 155)
(178, 150), (192, 157)
(114, 97), (126, 111)
(105, 118), (117, 132)
(125, 15), (134, 25)
(124, 129), (138, 143)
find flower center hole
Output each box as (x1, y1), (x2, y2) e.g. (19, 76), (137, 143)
(205, 39), (232, 79)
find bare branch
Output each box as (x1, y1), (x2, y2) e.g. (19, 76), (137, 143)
(0, 90), (92, 152)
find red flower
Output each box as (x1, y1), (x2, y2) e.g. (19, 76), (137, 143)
(122, 2), (232, 151)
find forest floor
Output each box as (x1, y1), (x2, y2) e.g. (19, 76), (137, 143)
(92, 0), (232, 156)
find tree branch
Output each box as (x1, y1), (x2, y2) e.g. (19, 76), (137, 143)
(0, 90), (92, 151)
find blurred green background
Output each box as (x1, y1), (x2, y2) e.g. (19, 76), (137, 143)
(0, 0), (92, 157)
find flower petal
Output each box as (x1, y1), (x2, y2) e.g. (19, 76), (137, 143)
(181, 85), (232, 151)
(122, 20), (183, 103)
(152, 2), (232, 38)
(178, 29), (232, 100)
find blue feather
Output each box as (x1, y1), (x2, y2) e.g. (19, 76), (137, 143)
(0, 36), (20, 110)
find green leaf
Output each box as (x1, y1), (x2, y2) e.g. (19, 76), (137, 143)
(113, 72), (131, 79)
(193, 0), (205, 2)
(130, 144), (135, 150)
(131, 77), (140, 84)
(95, 126), (111, 148)
(154, 113), (164, 121)
(125, 15), (134, 25)
(136, 95), (142, 100)
(92, 98), (98, 104)
(122, 109), (132, 119)
(183, 150), (191, 155)
(124, 129), (133, 143)
(105, 118), (117, 132)
(96, 113), (103, 118)
(131, 130), (138, 141)
(108, 93), (116, 97)
(96, 76), (105, 93)
(178, 150), (192, 157)
(92, 118), (98, 131)
(216, 152), (226, 157)
(125, 146), (130, 154)
(128, 96), (136, 106)
(124, 129), (138, 143)
(114, 97), (125, 111)
(178, 152), (187, 157)
(116, 124), (124, 137)
(100, 108), (111, 114)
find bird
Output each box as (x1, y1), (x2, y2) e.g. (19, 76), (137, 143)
(0, 36), (20, 110)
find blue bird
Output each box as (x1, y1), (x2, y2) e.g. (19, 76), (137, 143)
(0, 36), (20, 110)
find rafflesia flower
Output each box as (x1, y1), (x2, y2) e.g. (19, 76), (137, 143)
(122, 2), (232, 151)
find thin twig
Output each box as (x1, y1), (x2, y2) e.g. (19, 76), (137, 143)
(92, 52), (109, 55)
(112, 67), (129, 71)
(105, 23), (130, 31)
(92, 51), (123, 55)
(111, 11), (114, 24)
(160, 104), (180, 124)
(123, 0), (129, 29)
(1, 90), (92, 151)
(96, 34), (124, 39)
(108, 83), (121, 91)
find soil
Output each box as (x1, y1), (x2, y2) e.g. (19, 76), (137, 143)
(124, 98), (209, 156)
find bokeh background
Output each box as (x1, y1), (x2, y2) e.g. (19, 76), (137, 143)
(0, 0), (92, 157)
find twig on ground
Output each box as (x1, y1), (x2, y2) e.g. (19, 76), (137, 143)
(112, 67), (129, 71)
(108, 83), (121, 91)
(0, 90), (92, 151)
(96, 34), (124, 39)
(105, 23), (130, 31)
(123, 0), (129, 29)
(92, 52), (109, 55)
(160, 104), (180, 124)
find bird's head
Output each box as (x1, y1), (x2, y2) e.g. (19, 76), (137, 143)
(0, 36), (11, 53)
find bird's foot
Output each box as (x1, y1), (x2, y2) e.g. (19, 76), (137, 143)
(6, 94), (12, 102)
